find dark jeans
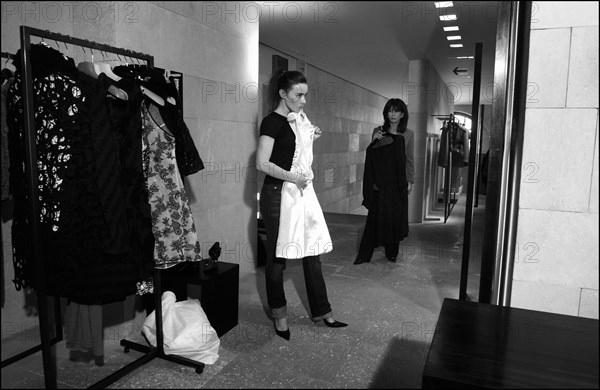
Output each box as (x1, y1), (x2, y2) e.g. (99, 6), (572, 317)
(259, 183), (332, 321)
(357, 192), (401, 262)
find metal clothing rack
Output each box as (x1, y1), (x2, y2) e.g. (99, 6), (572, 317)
(14, 26), (203, 389)
(434, 114), (458, 222)
(443, 117), (456, 223)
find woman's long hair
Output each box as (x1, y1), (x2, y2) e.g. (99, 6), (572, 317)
(267, 69), (307, 112)
(382, 98), (409, 133)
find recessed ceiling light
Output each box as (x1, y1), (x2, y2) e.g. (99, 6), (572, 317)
(434, 2), (453, 8)
(447, 35), (462, 40)
(440, 15), (457, 21)
(450, 44), (463, 48)
(443, 26), (459, 32)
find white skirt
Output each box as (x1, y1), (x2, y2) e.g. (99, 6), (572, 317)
(276, 181), (333, 259)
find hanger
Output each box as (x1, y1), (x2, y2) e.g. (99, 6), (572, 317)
(108, 85), (128, 101)
(77, 47), (99, 77)
(143, 68), (176, 106)
(141, 86), (164, 106)
(95, 53), (128, 100)
(95, 51), (122, 83)
(77, 48), (128, 101)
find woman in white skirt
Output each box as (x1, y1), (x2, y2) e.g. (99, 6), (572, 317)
(256, 69), (348, 341)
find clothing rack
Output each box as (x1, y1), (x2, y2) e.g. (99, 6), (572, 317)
(14, 26), (203, 389)
(434, 114), (459, 222)
(443, 116), (456, 222)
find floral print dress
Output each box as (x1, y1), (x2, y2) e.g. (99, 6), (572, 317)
(141, 102), (201, 269)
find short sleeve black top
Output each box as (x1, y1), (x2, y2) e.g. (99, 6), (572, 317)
(259, 112), (296, 185)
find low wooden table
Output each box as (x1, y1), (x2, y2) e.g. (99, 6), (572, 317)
(422, 298), (599, 388)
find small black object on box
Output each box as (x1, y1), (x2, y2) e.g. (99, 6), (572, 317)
(200, 242), (221, 272)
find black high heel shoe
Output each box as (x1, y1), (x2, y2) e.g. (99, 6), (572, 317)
(353, 257), (369, 265)
(273, 320), (290, 340)
(323, 319), (348, 328)
(274, 325), (290, 340)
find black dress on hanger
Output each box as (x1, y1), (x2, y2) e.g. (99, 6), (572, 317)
(114, 65), (204, 177)
(360, 134), (409, 248)
(438, 121), (469, 168)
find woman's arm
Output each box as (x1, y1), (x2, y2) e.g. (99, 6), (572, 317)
(256, 135), (307, 188)
(403, 130), (415, 195)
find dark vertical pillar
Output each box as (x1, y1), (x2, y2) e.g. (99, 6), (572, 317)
(499, 1), (532, 306)
(475, 105), (485, 208)
(459, 42), (483, 301)
(479, 2), (514, 304)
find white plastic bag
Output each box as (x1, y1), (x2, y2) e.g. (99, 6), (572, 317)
(142, 291), (220, 364)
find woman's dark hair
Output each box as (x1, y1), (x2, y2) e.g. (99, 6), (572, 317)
(382, 98), (409, 133)
(267, 69), (307, 112)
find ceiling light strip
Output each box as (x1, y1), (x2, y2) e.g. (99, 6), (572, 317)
(439, 14), (457, 21)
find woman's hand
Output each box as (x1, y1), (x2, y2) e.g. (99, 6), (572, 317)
(293, 172), (309, 194)
(407, 182), (413, 195)
(373, 129), (385, 142)
(313, 126), (323, 140)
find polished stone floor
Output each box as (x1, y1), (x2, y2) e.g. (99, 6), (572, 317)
(1, 194), (484, 389)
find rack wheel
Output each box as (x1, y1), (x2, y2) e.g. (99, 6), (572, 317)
(195, 366), (204, 374)
(124, 347), (130, 353)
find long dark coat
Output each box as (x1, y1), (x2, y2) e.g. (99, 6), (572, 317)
(362, 134), (409, 246)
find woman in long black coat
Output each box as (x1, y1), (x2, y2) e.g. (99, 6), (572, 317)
(354, 98), (411, 264)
